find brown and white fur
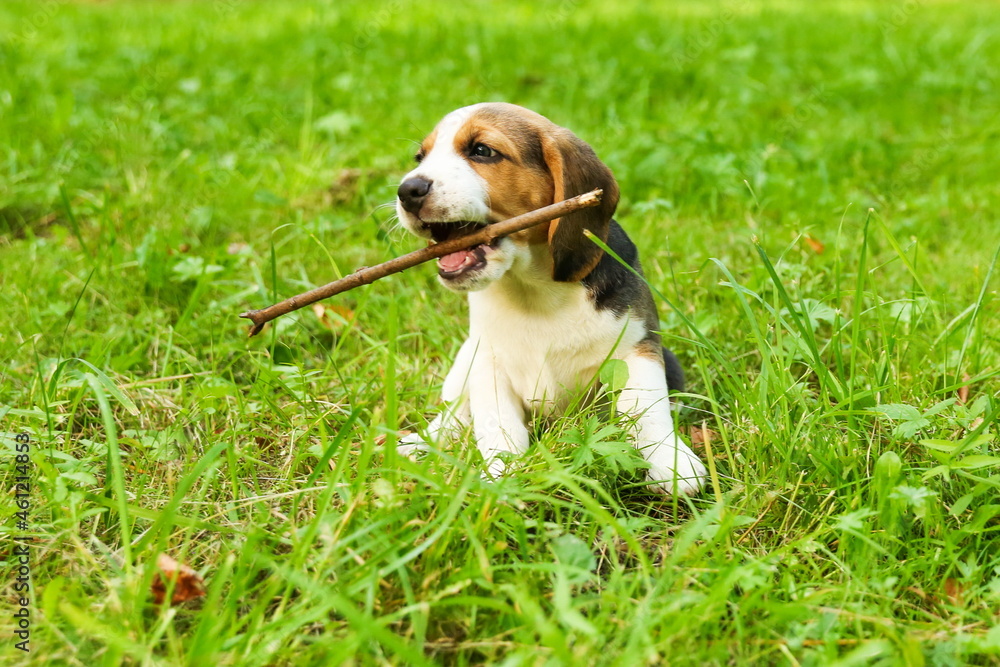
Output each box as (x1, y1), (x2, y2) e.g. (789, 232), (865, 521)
(395, 103), (706, 495)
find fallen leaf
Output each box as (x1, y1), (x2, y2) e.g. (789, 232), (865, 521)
(688, 424), (718, 445)
(688, 423), (724, 458)
(804, 235), (825, 254)
(312, 303), (355, 330)
(151, 553), (206, 605)
(254, 434), (279, 452)
(165, 243), (191, 256)
(334, 167), (363, 188)
(957, 373), (971, 405)
(943, 578), (964, 606)
(330, 168), (377, 203)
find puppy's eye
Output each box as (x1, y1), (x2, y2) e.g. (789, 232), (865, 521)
(470, 143), (498, 159)
(414, 152), (425, 163)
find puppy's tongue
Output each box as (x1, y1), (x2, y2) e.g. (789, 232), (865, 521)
(438, 249), (477, 272)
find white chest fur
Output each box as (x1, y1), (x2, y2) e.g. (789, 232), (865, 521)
(465, 279), (647, 413)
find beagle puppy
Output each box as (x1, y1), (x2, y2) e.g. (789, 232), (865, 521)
(395, 103), (707, 495)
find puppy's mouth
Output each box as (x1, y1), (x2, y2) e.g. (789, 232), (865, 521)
(421, 220), (483, 243)
(421, 221), (498, 279)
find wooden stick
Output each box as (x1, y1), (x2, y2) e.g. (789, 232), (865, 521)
(239, 188), (603, 337)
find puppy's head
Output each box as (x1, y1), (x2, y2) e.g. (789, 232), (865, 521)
(396, 103), (619, 291)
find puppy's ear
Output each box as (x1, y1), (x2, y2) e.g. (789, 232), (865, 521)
(542, 129), (620, 282)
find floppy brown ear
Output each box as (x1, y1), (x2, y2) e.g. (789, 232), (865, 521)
(542, 129), (620, 282)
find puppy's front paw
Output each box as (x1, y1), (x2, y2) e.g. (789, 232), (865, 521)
(481, 454), (510, 482)
(396, 432), (430, 459)
(643, 439), (708, 496)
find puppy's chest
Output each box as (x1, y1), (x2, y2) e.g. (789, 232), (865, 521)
(469, 288), (644, 412)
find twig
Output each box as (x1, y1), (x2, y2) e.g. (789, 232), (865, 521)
(239, 188), (603, 337)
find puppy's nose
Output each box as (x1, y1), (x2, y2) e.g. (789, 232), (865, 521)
(397, 177), (433, 214)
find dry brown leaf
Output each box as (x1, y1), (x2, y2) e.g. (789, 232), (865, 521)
(943, 578), (964, 606)
(330, 168), (378, 203)
(804, 235), (825, 254)
(689, 424), (719, 445)
(312, 303), (356, 330)
(254, 434), (279, 452)
(688, 423), (725, 459)
(151, 553), (206, 605)
(957, 373), (971, 406)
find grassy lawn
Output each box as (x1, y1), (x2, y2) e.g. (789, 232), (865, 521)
(2, 0), (1000, 664)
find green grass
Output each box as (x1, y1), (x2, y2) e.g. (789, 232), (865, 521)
(2, 0), (999, 664)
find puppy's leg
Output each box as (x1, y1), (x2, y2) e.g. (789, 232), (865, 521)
(618, 348), (707, 495)
(468, 359), (529, 479)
